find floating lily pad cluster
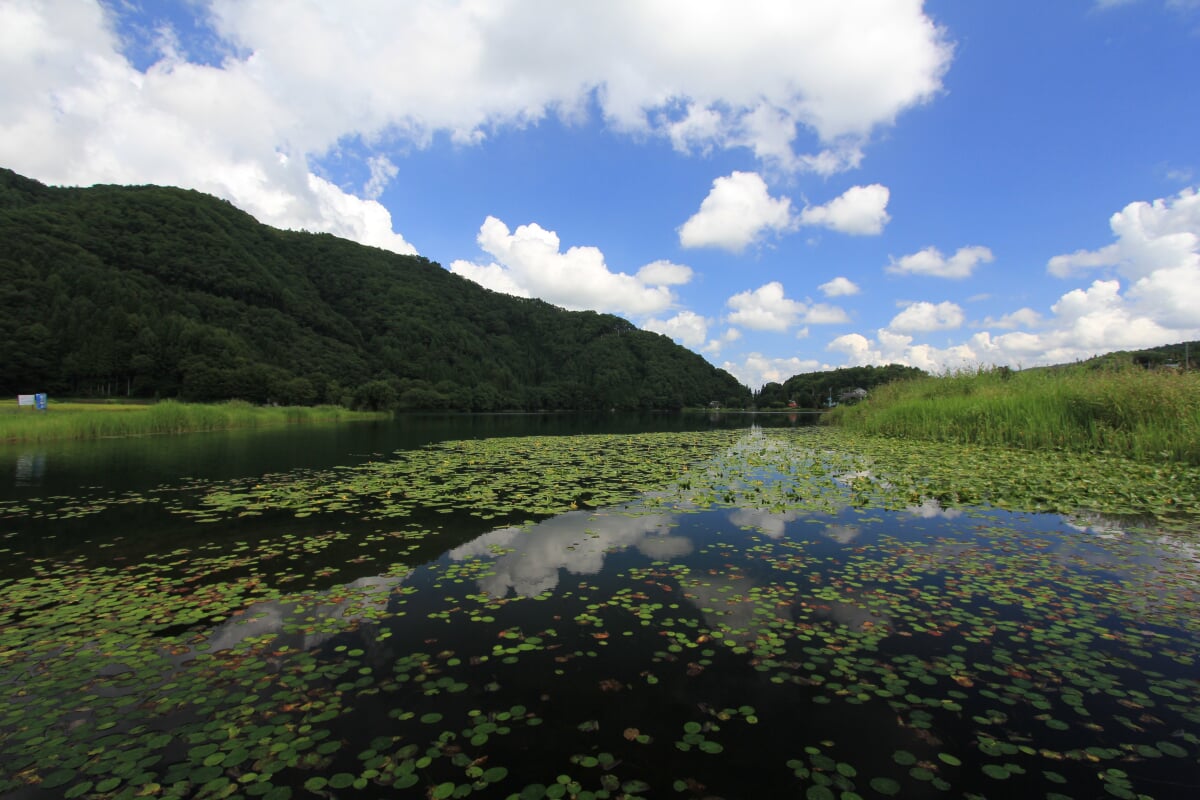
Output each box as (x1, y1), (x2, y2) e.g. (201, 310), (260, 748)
(1, 426), (1198, 799)
(170, 431), (748, 524)
(3, 427), (1197, 532)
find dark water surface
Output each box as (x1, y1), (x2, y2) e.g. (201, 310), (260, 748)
(1, 412), (793, 496)
(1, 414), (1197, 800)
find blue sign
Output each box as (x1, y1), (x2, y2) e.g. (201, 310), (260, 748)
(34, 393), (47, 411)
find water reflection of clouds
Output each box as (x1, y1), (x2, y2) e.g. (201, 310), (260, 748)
(728, 508), (861, 544)
(905, 498), (962, 519)
(1054, 511), (1200, 622)
(448, 511), (687, 598)
(1062, 511), (1130, 539)
(1059, 511), (1200, 569)
(681, 574), (892, 642)
(205, 574), (409, 653)
(832, 468), (895, 492)
(814, 599), (891, 632)
(728, 508), (799, 539)
(822, 524), (860, 544)
(680, 575), (761, 640)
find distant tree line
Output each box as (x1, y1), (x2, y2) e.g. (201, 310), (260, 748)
(1124, 342), (1196, 371)
(754, 364), (928, 409)
(0, 168), (751, 411)
(1020, 342), (1198, 374)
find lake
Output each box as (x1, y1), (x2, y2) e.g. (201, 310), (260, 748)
(1, 413), (1197, 799)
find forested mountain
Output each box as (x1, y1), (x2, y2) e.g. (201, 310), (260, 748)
(0, 169), (750, 410)
(755, 364), (927, 409)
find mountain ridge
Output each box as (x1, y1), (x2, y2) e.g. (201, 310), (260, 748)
(0, 168), (750, 410)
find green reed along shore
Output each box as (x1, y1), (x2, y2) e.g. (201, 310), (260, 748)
(0, 400), (386, 443)
(827, 365), (1200, 465)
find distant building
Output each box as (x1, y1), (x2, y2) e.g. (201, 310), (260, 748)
(839, 387), (868, 404)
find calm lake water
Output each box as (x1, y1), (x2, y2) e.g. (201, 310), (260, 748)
(1, 413), (1197, 800)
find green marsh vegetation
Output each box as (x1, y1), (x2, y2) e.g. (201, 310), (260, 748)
(0, 400), (385, 444)
(1, 425), (1198, 799)
(827, 364), (1200, 465)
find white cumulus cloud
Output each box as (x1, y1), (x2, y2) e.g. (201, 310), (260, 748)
(1040, 279), (1177, 354)
(678, 172), (794, 252)
(887, 245), (994, 279)
(0, 0), (952, 256)
(825, 261), (1196, 373)
(978, 308), (1042, 330)
(819, 276), (861, 297)
(0, 0), (418, 254)
(725, 283), (850, 333)
(1046, 187), (1200, 331)
(636, 260), (694, 285)
(888, 301), (965, 332)
(804, 304), (853, 325)
(798, 184), (891, 235)
(449, 216), (683, 316)
(725, 282), (806, 332)
(720, 353), (827, 390)
(1047, 188), (1200, 279)
(827, 330), (977, 373)
(701, 328), (743, 358)
(643, 311), (709, 349)
(889, 189), (1197, 371)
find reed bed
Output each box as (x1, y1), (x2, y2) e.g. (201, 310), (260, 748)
(827, 366), (1200, 465)
(0, 400), (384, 443)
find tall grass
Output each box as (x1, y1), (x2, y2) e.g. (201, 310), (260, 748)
(827, 366), (1200, 464)
(0, 400), (385, 443)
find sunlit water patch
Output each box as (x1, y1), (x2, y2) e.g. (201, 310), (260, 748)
(1, 428), (1198, 799)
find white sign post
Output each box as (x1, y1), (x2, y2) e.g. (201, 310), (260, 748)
(16, 394), (48, 411)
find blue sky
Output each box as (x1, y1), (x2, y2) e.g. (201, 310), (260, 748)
(2, 1), (1198, 388)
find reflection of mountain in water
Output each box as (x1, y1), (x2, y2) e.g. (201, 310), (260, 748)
(449, 511), (689, 597)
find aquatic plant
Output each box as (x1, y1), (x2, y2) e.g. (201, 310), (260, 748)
(1, 427), (1197, 798)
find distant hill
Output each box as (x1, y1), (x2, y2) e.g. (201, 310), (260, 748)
(0, 168), (750, 410)
(1069, 341), (1199, 371)
(756, 364), (928, 409)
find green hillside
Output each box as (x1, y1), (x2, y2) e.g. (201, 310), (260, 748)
(0, 169), (750, 410)
(1067, 341), (1198, 371)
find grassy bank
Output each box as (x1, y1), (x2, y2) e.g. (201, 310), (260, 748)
(826, 366), (1200, 465)
(0, 400), (387, 443)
